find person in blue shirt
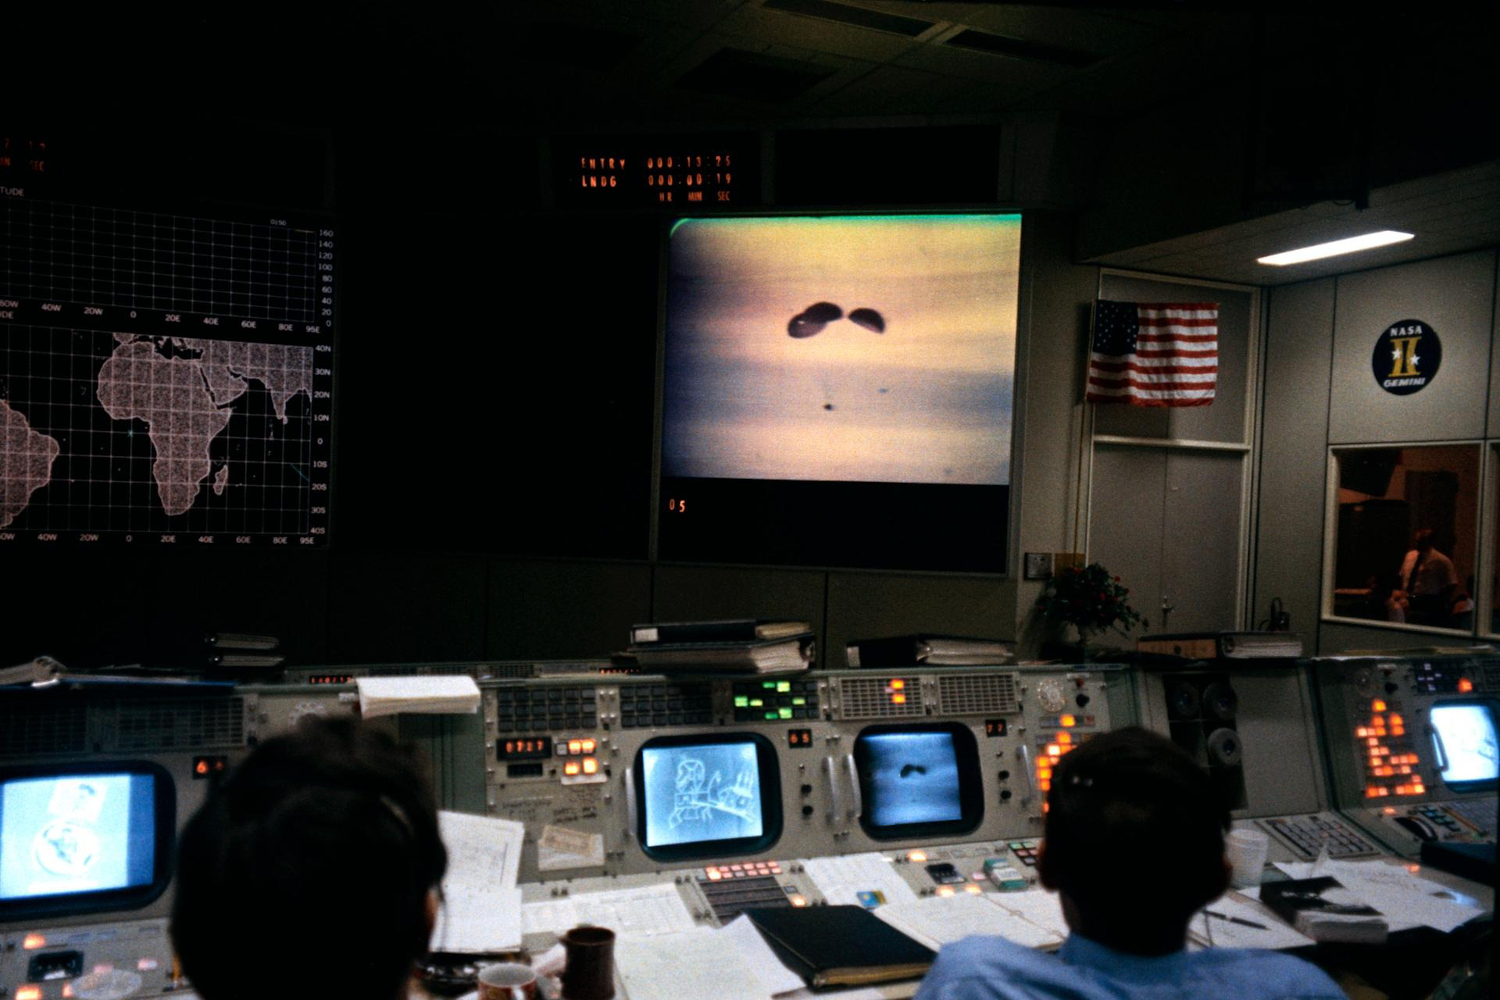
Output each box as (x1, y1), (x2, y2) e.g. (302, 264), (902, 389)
(915, 727), (1346, 1000)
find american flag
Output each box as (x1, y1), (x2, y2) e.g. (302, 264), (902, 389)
(1085, 300), (1219, 406)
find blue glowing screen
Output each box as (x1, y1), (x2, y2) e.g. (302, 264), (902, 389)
(1430, 704), (1499, 785)
(861, 732), (963, 827)
(642, 742), (763, 848)
(0, 774), (155, 901)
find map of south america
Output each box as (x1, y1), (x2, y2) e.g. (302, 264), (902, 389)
(0, 398), (60, 528)
(95, 335), (313, 516)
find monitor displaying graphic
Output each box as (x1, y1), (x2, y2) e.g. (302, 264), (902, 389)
(636, 734), (780, 860)
(658, 214), (1020, 572)
(1430, 702), (1499, 788)
(0, 763), (173, 920)
(854, 723), (982, 839)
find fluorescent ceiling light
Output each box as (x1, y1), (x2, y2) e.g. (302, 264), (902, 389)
(1257, 230), (1414, 266)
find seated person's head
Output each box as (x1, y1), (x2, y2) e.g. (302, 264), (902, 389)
(171, 716), (447, 1000)
(1037, 727), (1229, 955)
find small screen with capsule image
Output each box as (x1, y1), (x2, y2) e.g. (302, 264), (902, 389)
(1429, 703), (1499, 787)
(854, 723), (982, 838)
(641, 741), (764, 849)
(659, 214), (1019, 572)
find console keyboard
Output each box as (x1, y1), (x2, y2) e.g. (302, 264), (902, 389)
(1260, 814), (1381, 860)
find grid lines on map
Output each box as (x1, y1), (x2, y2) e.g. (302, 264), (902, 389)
(0, 325), (318, 536)
(1, 198), (319, 324)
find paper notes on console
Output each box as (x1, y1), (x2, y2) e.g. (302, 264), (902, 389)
(356, 674), (481, 718)
(521, 883), (697, 939)
(431, 811), (526, 953)
(616, 927), (772, 1000)
(801, 853), (919, 908)
(874, 894), (1063, 951)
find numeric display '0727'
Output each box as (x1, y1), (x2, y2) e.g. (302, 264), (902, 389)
(0, 195), (334, 545)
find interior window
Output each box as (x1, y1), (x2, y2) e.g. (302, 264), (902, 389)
(1330, 445), (1480, 630)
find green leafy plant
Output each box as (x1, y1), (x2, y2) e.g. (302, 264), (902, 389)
(1035, 562), (1147, 639)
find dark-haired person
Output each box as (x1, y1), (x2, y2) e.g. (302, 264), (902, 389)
(914, 727), (1345, 1000)
(171, 716), (448, 1000)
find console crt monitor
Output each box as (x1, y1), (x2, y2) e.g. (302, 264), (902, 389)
(658, 214), (1021, 572)
(635, 734), (781, 861)
(0, 764), (174, 921)
(854, 723), (983, 839)
(1429, 701), (1499, 789)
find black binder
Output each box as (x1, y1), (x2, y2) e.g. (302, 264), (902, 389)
(743, 905), (936, 989)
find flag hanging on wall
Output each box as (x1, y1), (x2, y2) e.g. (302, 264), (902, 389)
(1085, 300), (1219, 407)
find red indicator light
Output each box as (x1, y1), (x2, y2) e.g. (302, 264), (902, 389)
(890, 679), (905, 691)
(892, 693), (906, 705)
(22, 933), (46, 950)
(1458, 678), (1474, 693)
(18, 987), (42, 1000)
(564, 762), (580, 776)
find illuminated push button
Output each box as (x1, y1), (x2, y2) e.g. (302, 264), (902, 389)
(581, 739), (597, 753)
(22, 933), (46, 950)
(706, 868), (722, 880)
(1059, 715), (1076, 728)
(1057, 733), (1072, 745)
(18, 986), (43, 1000)
(907, 850), (928, 863)
(936, 886), (956, 897)
(892, 694), (907, 705)
(1373, 700), (1388, 712)
(790, 896), (807, 907)
(890, 679), (905, 690)
(582, 758), (598, 775)
(964, 883), (983, 895)
(564, 762), (580, 776)
(568, 740), (583, 755)
(1458, 678), (1474, 693)
(1046, 745), (1061, 757)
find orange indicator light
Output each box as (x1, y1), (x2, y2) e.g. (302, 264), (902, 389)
(936, 886), (956, 897)
(1392, 726), (1405, 736)
(1383, 807), (1397, 815)
(581, 739), (596, 753)
(908, 850), (927, 863)
(1057, 732), (1072, 745)
(18, 987), (42, 1000)
(195, 760), (209, 775)
(1356, 728), (1369, 738)
(22, 933), (46, 950)
(1037, 767), (1052, 779)
(890, 679), (905, 690)
(1060, 715), (1077, 727)
(892, 694), (906, 705)
(707, 869), (722, 880)
(964, 883), (983, 895)
(1046, 744), (1061, 757)
(583, 758), (598, 775)
(1039, 780), (1052, 791)
(1388, 714), (1404, 726)
(1458, 678), (1474, 693)
(790, 896), (807, 907)
(568, 740), (583, 754)
(1373, 700), (1387, 712)
(1406, 864), (1422, 873)
(564, 762), (580, 776)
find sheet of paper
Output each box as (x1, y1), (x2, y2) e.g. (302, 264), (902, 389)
(521, 883), (697, 938)
(801, 853), (919, 908)
(1273, 859), (1486, 934)
(1190, 892), (1315, 950)
(722, 915), (807, 996)
(989, 889), (1069, 939)
(615, 926), (771, 1000)
(874, 894), (1063, 951)
(356, 674), (481, 717)
(537, 824), (606, 871)
(434, 885), (523, 952)
(440, 810), (524, 891)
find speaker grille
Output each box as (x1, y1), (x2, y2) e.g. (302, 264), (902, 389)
(0, 703), (89, 759)
(937, 673), (1020, 716)
(112, 697), (246, 752)
(838, 676), (922, 719)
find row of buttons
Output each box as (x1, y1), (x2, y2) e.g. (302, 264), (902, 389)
(1263, 816), (1374, 858)
(702, 861), (783, 880)
(494, 688), (598, 733)
(1415, 806), (1464, 833)
(1008, 840), (1040, 867)
(619, 685), (712, 729)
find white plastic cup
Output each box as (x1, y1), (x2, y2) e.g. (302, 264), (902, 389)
(1226, 828), (1270, 888)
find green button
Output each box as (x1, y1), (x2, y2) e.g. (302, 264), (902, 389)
(779, 707), (793, 719)
(763, 681), (777, 689)
(750, 698), (763, 707)
(777, 681), (792, 693)
(734, 696), (749, 708)
(765, 711), (779, 721)
(792, 697), (806, 706)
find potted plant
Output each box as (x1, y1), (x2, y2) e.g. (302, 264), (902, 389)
(1035, 562), (1147, 660)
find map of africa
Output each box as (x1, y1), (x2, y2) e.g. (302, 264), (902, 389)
(0, 326), (325, 540)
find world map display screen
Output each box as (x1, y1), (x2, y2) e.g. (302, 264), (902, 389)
(0, 195), (334, 544)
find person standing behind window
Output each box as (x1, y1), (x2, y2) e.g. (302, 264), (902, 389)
(1397, 528), (1459, 627)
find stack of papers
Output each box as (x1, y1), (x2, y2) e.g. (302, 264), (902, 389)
(1273, 859), (1486, 933)
(989, 889), (1070, 939)
(356, 675), (481, 718)
(1189, 892), (1315, 950)
(615, 926), (773, 1000)
(431, 811), (525, 953)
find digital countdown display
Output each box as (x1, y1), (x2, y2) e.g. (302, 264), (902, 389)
(553, 133), (758, 210)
